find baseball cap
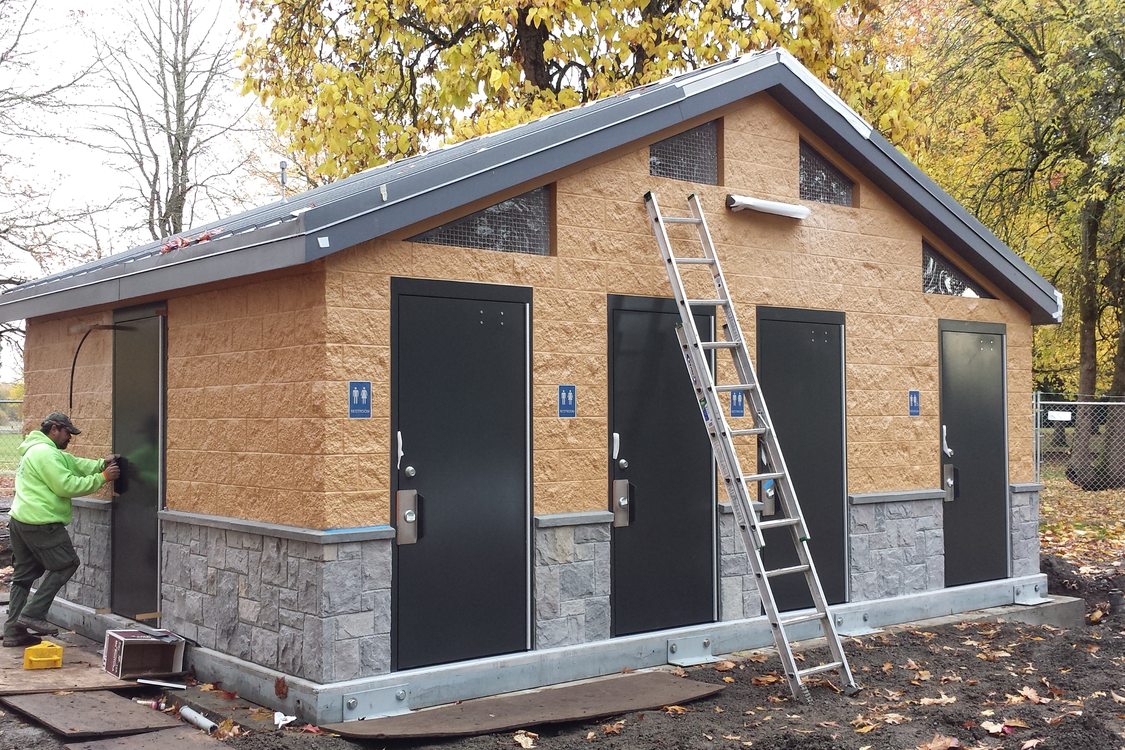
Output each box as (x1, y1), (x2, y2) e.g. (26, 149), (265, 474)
(42, 412), (81, 435)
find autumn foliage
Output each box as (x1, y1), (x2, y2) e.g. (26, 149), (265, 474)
(239, 0), (923, 180)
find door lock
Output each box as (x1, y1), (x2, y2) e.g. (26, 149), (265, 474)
(404, 465), (416, 477)
(396, 490), (420, 544)
(617, 458), (629, 469)
(612, 479), (631, 528)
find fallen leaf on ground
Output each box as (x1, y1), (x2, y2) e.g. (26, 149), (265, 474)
(585, 731), (596, 741)
(850, 717), (878, 734)
(714, 660), (737, 672)
(1111, 690), (1125, 704)
(722, 676), (736, 683)
(981, 720), (1005, 735)
(215, 719), (242, 739)
(514, 729), (539, 748)
(664, 705), (690, 715)
(1019, 686), (1050, 704)
(299, 724), (324, 734)
(602, 721), (624, 735)
(670, 667), (688, 678)
(1021, 740), (1044, 749)
(751, 673), (783, 685)
(918, 735), (961, 750)
(920, 692), (957, 706)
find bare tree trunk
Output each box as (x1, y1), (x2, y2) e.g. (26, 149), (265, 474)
(1067, 200), (1106, 489)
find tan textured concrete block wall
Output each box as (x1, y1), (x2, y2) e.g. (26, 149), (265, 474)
(22, 314), (114, 497)
(323, 93), (1035, 526)
(164, 269), (332, 526)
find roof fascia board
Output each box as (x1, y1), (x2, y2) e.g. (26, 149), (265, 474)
(1, 234), (308, 322)
(766, 77), (1058, 323)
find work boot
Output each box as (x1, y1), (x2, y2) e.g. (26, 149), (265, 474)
(3, 630), (42, 648)
(16, 616), (59, 636)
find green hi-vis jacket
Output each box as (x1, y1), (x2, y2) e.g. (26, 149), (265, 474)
(10, 430), (107, 526)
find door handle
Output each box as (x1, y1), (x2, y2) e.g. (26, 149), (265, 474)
(942, 425), (954, 457)
(612, 432), (620, 460)
(397, 430), (405, 470)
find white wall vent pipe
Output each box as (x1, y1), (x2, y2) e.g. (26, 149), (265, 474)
(725, 194), (811, 220)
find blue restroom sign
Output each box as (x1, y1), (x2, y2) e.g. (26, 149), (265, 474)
(558, 385), (576, 418)
(730, 390), (745, 417)
(349, 381), (372, 419)
(908, 390), (920, 417)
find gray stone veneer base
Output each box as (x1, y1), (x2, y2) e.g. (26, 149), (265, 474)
(1010, 484), (1043, 576)
(63, 499), (113, 610)
(849, 494), (944, 601)
(159, 517), (393, 684)
(534, 513), (611, 648)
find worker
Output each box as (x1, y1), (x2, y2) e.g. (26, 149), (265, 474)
(3, 413), (120, 647)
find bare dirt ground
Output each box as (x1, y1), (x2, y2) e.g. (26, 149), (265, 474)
(1, 474), (1123, 750)
(5, 561), (1119, 750)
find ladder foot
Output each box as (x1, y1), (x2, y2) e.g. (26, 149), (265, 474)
(843, 683), (863, 697)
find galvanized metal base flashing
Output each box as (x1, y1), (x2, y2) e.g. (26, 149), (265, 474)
(50, 573), (1056, 724)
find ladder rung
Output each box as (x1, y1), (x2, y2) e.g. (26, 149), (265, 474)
(671, 257), (715, 265)
(780, 611), (828, 627)
(730, 427), (767, 437)
(743, 471), (784, 483)
(714, 384), (756, 393)
(797, 661), (843, 679)
(758, 517), (800, 530)
(686, 298), (727, 307)
(700, 341), (739, 350)
(664, 216), (703, 224)
(765, 564), (811, 579)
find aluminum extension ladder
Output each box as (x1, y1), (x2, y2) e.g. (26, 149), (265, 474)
(644, 191), (859, 702)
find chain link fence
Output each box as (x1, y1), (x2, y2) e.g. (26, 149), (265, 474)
(1035, 392), (1125, 488)
(1, 399), (22, 503)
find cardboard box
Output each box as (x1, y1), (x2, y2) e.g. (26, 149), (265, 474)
(102, 629), (185, 679)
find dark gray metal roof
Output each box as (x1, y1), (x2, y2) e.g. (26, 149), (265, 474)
(0, 49), (1061, 324)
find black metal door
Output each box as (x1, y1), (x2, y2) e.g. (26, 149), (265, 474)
(391, 279), (529, 670)
(111, 310), (163, 620)
(757, 308), (846, 610)
(940, 322), (1007, 586)
(609, 296), (714, 637)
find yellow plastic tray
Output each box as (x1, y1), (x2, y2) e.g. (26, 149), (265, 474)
(23, 641), (63, 670)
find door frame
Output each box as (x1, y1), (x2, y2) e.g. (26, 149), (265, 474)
(606, 294), (718, 632)
(756, 306), (849, 604)
(938, 319), (1010, 582)
(389, 277), (533, 669)
(111, 302), (166, 622)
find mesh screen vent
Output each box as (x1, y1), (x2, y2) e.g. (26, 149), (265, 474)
(649, 121), (719, 185)
(410, 186), (551, 255)
(922, 242), (994, 298)
(799, 141), (854, 206)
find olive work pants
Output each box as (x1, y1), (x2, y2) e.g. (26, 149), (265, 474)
(3, 519), (80, 637)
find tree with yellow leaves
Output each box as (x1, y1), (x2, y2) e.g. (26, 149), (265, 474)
(239, 0), (923, 181)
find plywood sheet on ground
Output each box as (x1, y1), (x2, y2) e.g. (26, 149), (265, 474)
(1, 690), (181, 737)
(323, 671), (725, 739)
(0, 631), (133, 695)
(63, 726), (216, 749)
